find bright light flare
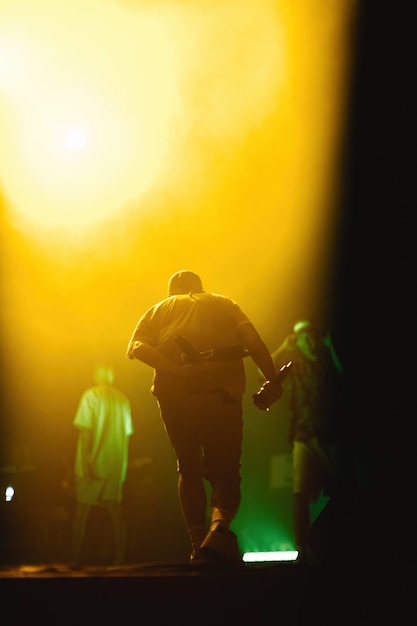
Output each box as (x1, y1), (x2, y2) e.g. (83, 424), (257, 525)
(0, 32), (29, 94)
(0, 0), (182, 229)
(243, 551), (298, 563)
(65, 127), (87, 151)
(5, 485), (15, 502)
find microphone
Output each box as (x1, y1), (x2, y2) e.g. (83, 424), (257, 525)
(253, 361), (292, 411)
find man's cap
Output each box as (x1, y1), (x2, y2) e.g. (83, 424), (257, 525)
(293, 319), (320, 335)
(168, 270), (204, 296)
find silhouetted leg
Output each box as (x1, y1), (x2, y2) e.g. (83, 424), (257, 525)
(293, 492), (310, 562)
(178, 472), (207, 558)
(106, 501), (126, 565)
(70, 502), (90, 567)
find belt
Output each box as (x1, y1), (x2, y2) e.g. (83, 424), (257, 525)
(189, 388), (223, 395)
(189, 389), (236, 404)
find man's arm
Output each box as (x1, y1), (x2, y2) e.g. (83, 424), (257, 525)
(238, 323), (276, 381)
(127, 340), (193, 376)
(270, 335), (296, 371)
(323, 332), (344, 373)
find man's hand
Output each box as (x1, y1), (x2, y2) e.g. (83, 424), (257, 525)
(253, 360), (292, 410)
(128, 340), (140, 360)
(253, 380), (283, 411)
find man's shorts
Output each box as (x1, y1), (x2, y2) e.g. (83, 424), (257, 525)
(75, 476), (123, 505)
(159, 389), (243, 480)
(292, 438), (339, 502)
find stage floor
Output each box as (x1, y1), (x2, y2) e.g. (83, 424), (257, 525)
(0, 559), (300, 578)
(0, 560), (371, 625)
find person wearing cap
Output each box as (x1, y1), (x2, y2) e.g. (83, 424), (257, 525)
(270, 319), (344, 564)
(126, 270), (277, 567)
(70, 364), (134, 568)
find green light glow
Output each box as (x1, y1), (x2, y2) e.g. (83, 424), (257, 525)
(243, 551), (298, 562)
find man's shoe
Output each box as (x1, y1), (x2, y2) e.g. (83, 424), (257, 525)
(192, 524), (244, 568)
